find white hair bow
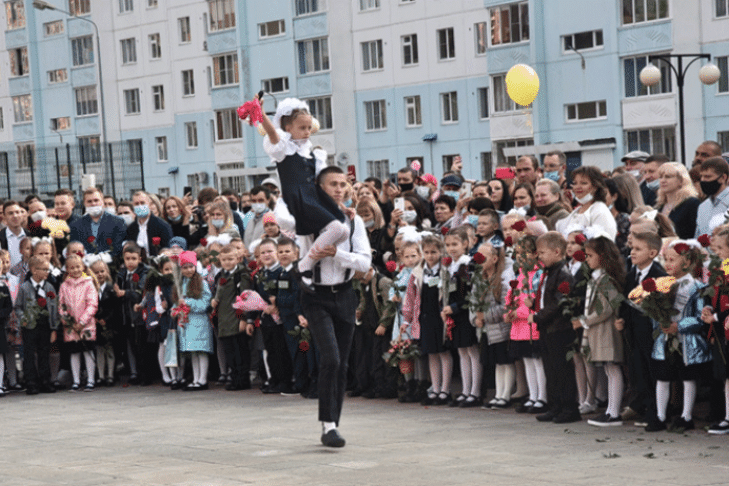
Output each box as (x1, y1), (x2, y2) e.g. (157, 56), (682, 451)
(31, 236), (53, 247)
(669, 239), (702, 251)
(563, 224), (585, 236)
(398, 226), (424, 243)
(640, 209), (658, 221)
(272, 98), (310, 129)
(583, 226), (612, 241)
(507, 207), (527, 217)
(83, 252), (112, 267)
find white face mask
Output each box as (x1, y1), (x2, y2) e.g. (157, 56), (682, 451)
(86, 205), (104, 217)
(30, 211), (46, 222)
(415, 186), (430, 199)
(646, 179), (660, 190)
(628, 170), (641, 179)
(575, 193), (594, 205)
(104, 207), (116, 215)
(251, 203), (267, 215)
(121, 214), (135, 226)
(402, 210), (417, 224)
(364, 219), (375, 229)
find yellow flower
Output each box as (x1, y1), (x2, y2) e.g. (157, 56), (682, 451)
(628, 276), (676, 304)
(722, 258), (729, 275)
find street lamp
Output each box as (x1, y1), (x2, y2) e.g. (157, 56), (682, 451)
(639, 54), (720, 166)
(33, 0), (108, 169)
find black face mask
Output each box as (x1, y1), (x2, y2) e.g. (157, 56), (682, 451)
(701, 178), (724, 197)
(229, 201), (238, 211)
(242, 205), (252, 214)
(399, 183), (414, 192)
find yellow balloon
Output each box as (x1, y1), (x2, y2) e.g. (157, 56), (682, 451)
(505, 64), (540, 106)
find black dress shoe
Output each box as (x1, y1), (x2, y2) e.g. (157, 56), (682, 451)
(671, 417), (695, 431)
(39, 384), (56, 394)
(348, 389), (364, 398)
(321, 429), (346, 448)
(26, 387), (39, 396)
(645, 418), (667, 432)
(536, 409), (560, 422)
(553, 411), (581, 424)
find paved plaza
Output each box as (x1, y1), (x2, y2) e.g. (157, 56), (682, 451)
(2, 384), (729, 486)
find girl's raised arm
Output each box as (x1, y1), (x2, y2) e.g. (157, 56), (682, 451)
(258, 95), (279, 145)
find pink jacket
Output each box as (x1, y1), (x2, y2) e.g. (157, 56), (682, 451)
(59, 276), (98, 342)
(505, 268), (541, 342)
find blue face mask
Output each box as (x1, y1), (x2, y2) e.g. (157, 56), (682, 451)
(467, 214), (479, 228)
(169, 214), (182, 223)
(444, 190), (460, 202)
(134, 205), (150, 218)
(344, 199), (353, 208)
(211, 218), (225, 229)
(544, 171), (560, 182)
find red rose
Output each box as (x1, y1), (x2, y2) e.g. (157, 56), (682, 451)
(441, 227), (449, 235)
(442, 257), (453, 266)
(558, 281), (570, 295)
(219, 278), (228, 286)
(573, 250), (586, 262)
(511, 221), (527, 232)
(299, 341), (310, 353)
(132, 273), (140, 283)
(200, 238), (208, 247)
(504, 236), (513, 247)
(254, 318), (261, 328)
(247, 260), (258, 270)
(152, 237), (161, 246)
(574, 234), (587, 245)
(509, 279), (519, 289)
(698, 234), (711, 248)
(385, 261), (397, 273)
(87, 236), (95, 244)
(106, 238), (113, 246)
(398, 263), (405, 271)
(641, 278), (657, 293)
(472, 252), (486, 265)
(235, 308), (244, 318)
(47, 292), (56, 300)
(673, 243), (690, 255)
(37, 297), (47, 308)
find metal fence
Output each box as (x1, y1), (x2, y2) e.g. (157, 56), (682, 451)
(0, 140), (145, 203)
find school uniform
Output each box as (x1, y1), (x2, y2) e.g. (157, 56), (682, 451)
(0, 278), (13, 359)
(96, 281), (121, 382)
(277, 263), (313, 393)
(444, 255), (477, 348)
(215, 264), (254, 389)
(115, 264), (149, 381)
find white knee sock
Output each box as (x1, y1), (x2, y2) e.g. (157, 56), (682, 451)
(191, 354), (200, 384)
(573, 353), (588, 405)
(199, 354), (209, 385)
(158, 344), (171, 383)
(299, 221), (349, 272)
(70, 353), (81, 385)
(682, 380), (697, 421)
(503, 363), (515, 401)
(523, 358), (538, 402)
(604, 362), (624, 419)
(83, 351), (95, 386)
(467, 346), (482, 397)
(724, 381), (729, 422)
(534, 357), (547, 403)
(458, 349), (472, 396)
(440, 352), (453, 394)
(495, 365), (504, 400)
(656, 380), (670, 421)
(0, 354), (5, 388)
(514, 359), (528, 398)
(429, 354), (442, 394)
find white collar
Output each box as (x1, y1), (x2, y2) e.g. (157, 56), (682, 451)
(265, 262), (281, 272)
(30, 277), (44, 287)
(448, 254), (471, 274)
(6, 227), (24, 238)
(283, 263), (294, 272)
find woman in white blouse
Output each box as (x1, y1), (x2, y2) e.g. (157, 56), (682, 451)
(556, 166), (617, 240)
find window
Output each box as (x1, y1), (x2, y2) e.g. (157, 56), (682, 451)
(305, 96), (333, 130)
(69, 0), (90, 15)
(75, 86), (98, 116)
(209, 0), (236, 31)
(718, 56), (729, 93)
(625, 126), (676, 160)
(478, 87), (489, 119)
(566, 100), (607, 121)
(362, 40), (383, 71)
(212, 53), (239, 86)
(367, 159), (389, 180)
(152, 85), (165, 111)
(493, 138), (533, 166)
(127, 139), (143, 164)
(149, 33), (161, 59)
(119, 0), (133, 13)
(360, 0), (379, 10)
(9, 47), (29, 77)
(219, 176), (246, 193)
(215, 109), (242, 140)
(402, 34), (418, 65)
(622, 0), (669, 25)
(441, 91), (458, 123)
(475, 22), (487, 55)
(563, 30), (603, 52)
(5, 1), (25, 30)
(490, 2), (529, 46)
(185, 122), (198, 148)
(48, 69), (68, 84)
(120, 38), (136, 64)
(124, 89), (140, 114)
(298, 38), (329, 75)
(295, 0), (325, 16)
(78, 136), (101, 164)
(182, 70), (195, 96)
(158, 187), (170, 199)
(261, 77), (289, 94)
(481, 152), (493, 180)
(0, 108), (3, 130)
(624, 55), (672, 97)
(44, 20), (64, 36)
(179, 17), (191, 43)
(492, 74), (516, 113)
(364, 100), (386, 131)
(148, 0), (157, 7)
(718, 0), (729, 17)
(437, 28), (455, 60)
(17, 142), (34, 170)
(51, 117), (71, 131)
(156, 136), (168, 162)
(719, 131), (729, 151)
(404, 95), (421, 127)
(259, 20), (285, 38)
(71, 36), (94, 66)
(442, 154), (460, 174)
(12, 95), (32, 123)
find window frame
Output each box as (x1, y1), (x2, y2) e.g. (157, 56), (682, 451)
(258, 19), (285, 39)
(152, 85), (165, 112)
(119, 0), (133, 14)
(624, 126), (676, 160)
(475, 22), (487, 55)
(71, 35), (94, 67)
(295, 0), (326, 16)
(489, 1), (530, 47)
(623, 54), (673, 98)
(440, 91), (459, 123)
(16, 142), (35, 170)
(51, 116), (71, 131)
(261, 77), (290, 94)
(44, 20), (64, 36)
(156, 136), (168, 162)
(185, 121), (198, 149)
(9, 47), (29, 77)
(215, 108), (242, 141)
(48, 69), (68, 84)
(78, 135), (101, 164)
(366, 159), (390, 180)
(5, 0), (26, 30)
(208, 0), (236, 32)
(212, 53), (239, 87)
(124, 88), (141, 115)
(621, 0), (670, 25)
(304, 95), (333, 130)
(149, 33), (162, 60)
(361, 39), (384, 72)
(359, 0), (380, 11)
(437, 27), (456, 61)
(69, 0), (91, 16)
(182, 69), (195, 97)
(717, 56), (728, 94)
(401, 34), (419, 66)
(478, 87), (489, 119)
(565, 100), (607, 122)
(492, 73), (517, 113)
(179, 17), (191, 44)
(120, 38), (137, 65)
(562, 29), (604, 53)
(404, 95), (422, 128)
(74, 86), (98, 117)
(12, 94), (32, 124)
(297, 37), (330, 75)
(364, 99), (387, 132)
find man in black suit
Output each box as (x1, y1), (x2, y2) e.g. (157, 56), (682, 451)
(126, 191), (173, 257)
(0, 200), (27, 267)
(70, 188), (127, 257)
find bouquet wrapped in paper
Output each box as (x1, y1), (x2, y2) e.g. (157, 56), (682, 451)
(233, 290), (280, 323)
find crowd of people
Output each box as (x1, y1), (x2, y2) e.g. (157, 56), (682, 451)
(3, 96), (729, 444)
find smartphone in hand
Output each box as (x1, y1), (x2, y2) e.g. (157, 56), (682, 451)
(394, 197), (405, 211)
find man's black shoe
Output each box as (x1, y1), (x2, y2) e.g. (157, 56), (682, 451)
(536, 409), (560, 422)
(553, 411), (581, 424)
(321, 429), (346, 448)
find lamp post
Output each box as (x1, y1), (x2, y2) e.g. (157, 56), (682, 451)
(639, 54), (720, 166)
(33, 0), (107, 170)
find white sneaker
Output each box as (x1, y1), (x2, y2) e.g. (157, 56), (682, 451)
(579, 402), (597, 414)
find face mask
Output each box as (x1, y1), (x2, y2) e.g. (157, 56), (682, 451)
(402, 210), (417, 224)
(251, 203), (267, 214)
(399, 183), (414, 192)
(646, 179), (660, 190)
(608, 204), (614, 210)
(701, 179), (723, 197)
(544, 171), (560, 182)
(520, 204), (530, 212)
(104, 207), (116, 215)
(344, 199), (353, 208)
(211, 218), (225, 229)
(86, 206), (103, 218)
(467, 214), (479, 227)
(628, 170), (641, 179)
(169, 214), (182, 223)
(364, 219), (375, 229)
(242, 205), (251, 214)
(121, 214), (135, 226)
(30, 211), (46, 222)
(444, 190), (460, 202)
(575, 193), (594, 205)
(415, 186), (430, 199)
(134, 205), (150, 218)
(229, 201), (238, 212)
